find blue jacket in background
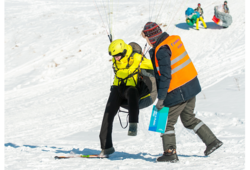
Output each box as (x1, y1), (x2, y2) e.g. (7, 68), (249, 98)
(149, 32), (201, 107)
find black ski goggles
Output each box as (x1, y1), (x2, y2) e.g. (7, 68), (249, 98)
(110, 49), (127, 58)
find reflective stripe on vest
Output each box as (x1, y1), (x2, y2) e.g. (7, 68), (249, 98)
(172, 57), (191, 74)
(156, 66), (161, 75)
(154, 35), (198, 92)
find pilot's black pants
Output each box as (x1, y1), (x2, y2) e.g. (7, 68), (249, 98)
(99, 86), (139, 149)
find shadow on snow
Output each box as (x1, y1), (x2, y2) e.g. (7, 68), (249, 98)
(5, 143), (207, 161)
(5, 142), (61, 150)
(178, 154), (206, 158)
(55, 148), (157, 162)
(175, 22), (223, 30)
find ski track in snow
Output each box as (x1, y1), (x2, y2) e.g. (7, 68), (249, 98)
(5, 0), (245, 169)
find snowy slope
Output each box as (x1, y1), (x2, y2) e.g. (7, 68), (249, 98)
(5, 0), (245, 169)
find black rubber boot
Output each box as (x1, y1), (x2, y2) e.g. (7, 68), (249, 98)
(196, 124), (216, 145)
(161, 133), (176, 151)
(195, 124), (222, 156)
(204, 138), (223, 156)
(157, 147), (179, 163)
(128, 123), (137, 136)
(99, 147), (115, 157)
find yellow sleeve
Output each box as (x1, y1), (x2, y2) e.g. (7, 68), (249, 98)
(112, 58), (119, 72)
(116, 53), (142, 79)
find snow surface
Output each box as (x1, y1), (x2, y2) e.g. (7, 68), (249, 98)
(4, 0), (246, 169)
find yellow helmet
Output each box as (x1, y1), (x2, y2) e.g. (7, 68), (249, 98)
(108, 39), (128, 59)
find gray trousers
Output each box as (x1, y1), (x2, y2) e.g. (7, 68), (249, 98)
(162, 96), (201, 151)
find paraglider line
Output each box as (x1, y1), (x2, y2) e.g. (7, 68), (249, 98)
(170, 0), (190, 32)
(166, 0), (186, 31)
(101, 0), (111, 36)
(150, 0), (156, 21)
(155, 0), (170, 23)
(155, 0), (165, 23)
(92, 0), (112, 42)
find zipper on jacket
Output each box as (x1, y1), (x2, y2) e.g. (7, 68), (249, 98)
(179, 88), (185, 101)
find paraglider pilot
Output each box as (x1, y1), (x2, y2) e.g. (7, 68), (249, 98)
(99, 39), (152, 157)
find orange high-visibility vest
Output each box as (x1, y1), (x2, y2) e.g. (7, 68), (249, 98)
(154, 35), (198, 92)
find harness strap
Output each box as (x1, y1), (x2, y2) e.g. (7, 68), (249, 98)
(118, 109), (129, 129)
(114, 49), (145, 88)
(115, 68), (139, 86)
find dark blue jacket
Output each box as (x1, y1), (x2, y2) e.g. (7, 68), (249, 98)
(149, 32), (201, 107)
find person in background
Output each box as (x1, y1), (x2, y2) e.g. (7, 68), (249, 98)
(195, 3), (204, 18)
(223, 1), (230, 13)
(194, 3), (207, 30)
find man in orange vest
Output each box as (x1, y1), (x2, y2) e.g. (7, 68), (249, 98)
(141, 22), (223, 162)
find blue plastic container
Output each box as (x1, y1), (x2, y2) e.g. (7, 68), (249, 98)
(148, 105), (169, 133)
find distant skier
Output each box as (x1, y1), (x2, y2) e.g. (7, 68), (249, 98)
(141, 22), (223, 162)
(99, 39), (154, 157)
(195, 3), (204, 18)
(223, 1), (230, 13)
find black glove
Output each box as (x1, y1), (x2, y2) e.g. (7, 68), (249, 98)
(156, 99), (164, 110)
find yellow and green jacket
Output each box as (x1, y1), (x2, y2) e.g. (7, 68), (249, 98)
(112, 45), (153, 87)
